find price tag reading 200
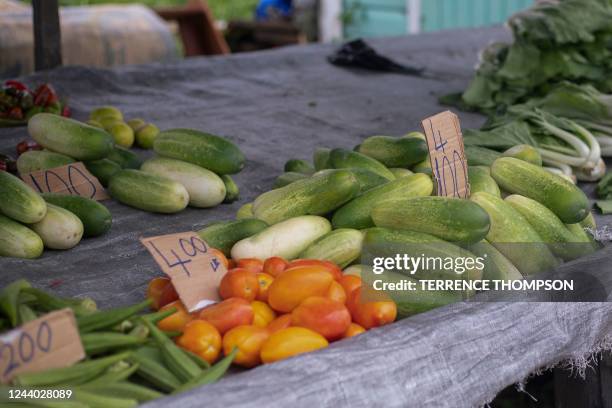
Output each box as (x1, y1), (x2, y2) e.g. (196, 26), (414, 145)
(141, 232), (227, 312)
(421, 110), (470, 198)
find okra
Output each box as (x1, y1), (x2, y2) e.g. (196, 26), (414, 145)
(131, 350), (182, 392)
(184, 349), (211, 369)
(21, 287), (96, 317)
(128, 322), (149, 339)
(72, 389), (137, 408)
(79, 381), (163, 402)
(87, 360), (140, 384)
(17, 303), (38, 325)
(81, 332), (146, 355)
(142, 319), (202, 383)
(175, 348), (237, 393)
(0, 279), (31, 327)
(138, 307), (177, 324)
(77, 299), (151, 333)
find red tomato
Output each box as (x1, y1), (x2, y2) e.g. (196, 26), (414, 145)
(287, 259), (342, 280)
(199, 298), (254, 335)
(236, 258), (264, 274)
(263, 256), (288, 278)
(219, 268), (259, 301)
(291, 296), (351, 341)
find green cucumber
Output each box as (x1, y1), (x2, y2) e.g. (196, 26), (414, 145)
(28, 113), (114, 161)
(470, 192), (558, 275)
(466, 240), (523, 281)
(299, 228), (363, 268)
(505, 194), (594, 260)
(197, 218), (268, 256)
(236, 203), (254, 219)
(313, 168), (389, 193)
(84, 159), (121, 187)
(0, 171), (47, 223)
(329, 148), (395, 180)
(222, 175), (239, 203)
(273, 172), (308, 188)
(491, 157), (589, 223)
(107, 146), (142, 169)
(253, 170), (359, 224)
(16, 150), (75, 175)
(372, 196), (490, 244)
(30, 203), (84, 250)
(332, 173), (433, 230)
(141, 157), (225, 208)
(154, 129), (245, 175)
(579, 212), (596, 230)
(313, 148), (331, 170)
(284, 159), (315, 175)
(389, 168), (414, 178)
(502, 144), (542, 166)
(468, 166), (500, 197)
(465, 146), (501, 166)
(411, 157), (432, 175)
(41, 193), (112, 237)
(0, 214), (43, 259)
(355, 135), (428, 168)
(231, 215), (331, 260)
(108, 169), (189, 214)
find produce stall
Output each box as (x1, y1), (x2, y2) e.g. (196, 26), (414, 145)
(1, 21), (612, 407)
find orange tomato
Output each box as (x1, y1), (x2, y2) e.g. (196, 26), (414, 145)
(338, 275), (362, 298)
(255, 273), (274, 302)
(348, 287), (397, 329)
(199, 298), (254, 335)
(343, 323), (366, 338)
(158, 282), (179, 309)
(222, 325), (269, 368)
(260, 327), (328, 364)
(147, 277), (170, 310)
(287, 259), (342, 280)
(157, 300), (192, 332)
(209, 248), (229, 270)
(219, 268), (259, 301)
(267, 266), (334, 313)
(326, 280), (347, 304)
(177, 320), (222, 364)
(291, 296), (351, 341)
(262, 256), (288, 278)
(237, 258), (264, 274)
(266, 314), (292, 334)
(251, 300), (276, 328)
(228, 259), (237, 269)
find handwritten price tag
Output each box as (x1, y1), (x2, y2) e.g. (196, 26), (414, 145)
(21, 162), (109, 201)
(0, 309), (84, 384)
(421, 111), (470, 198)
(141, 232), (227, 312)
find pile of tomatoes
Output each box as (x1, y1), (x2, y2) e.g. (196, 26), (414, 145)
(0, 80), (69, 122)
(147, 251), (397, 368)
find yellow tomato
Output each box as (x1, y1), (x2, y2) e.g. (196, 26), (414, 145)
(156, 300), (192, 332)
(260, 327), (328, 364)
(222, 325), (269, 368)
(177, 320), (222, 364)
(251, 300), (276, 328)
(343, 323), (366, 338)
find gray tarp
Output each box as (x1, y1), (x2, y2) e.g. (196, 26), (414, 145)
(1, 27), (611, 407)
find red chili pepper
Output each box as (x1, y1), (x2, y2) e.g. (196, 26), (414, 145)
(4, 80), (28, 92)
(33, 84), (58, 107)
(61, 104), (71, 117)
(16, 140), (42, 156)
(7, 106), (23, 120)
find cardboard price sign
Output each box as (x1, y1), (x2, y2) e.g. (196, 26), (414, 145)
(421, 111), (470, 198)
(21, 162), (109, 201)
(141, 232), (227, 312)
(0, 308), (85, 383)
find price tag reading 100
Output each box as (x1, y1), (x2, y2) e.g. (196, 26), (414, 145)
(421, 111), (470, 198)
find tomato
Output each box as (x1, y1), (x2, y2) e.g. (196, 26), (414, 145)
(177, 320), (222, 364)
(16, 140), (42, 156)
(266, 314), (292, 334)
(326, 280), (347, 304)
(339, 274), (362, 298)
(157, 300), (192, 332)
(237, 258), (264, 274)
(347, 287), (397, 329)
(222, 325), (269, 368)
(287, 259), (342, 280)
(33, 84), (58, 106)
(158, 281), (179, 309)
(251, 300), (276, 328)
(260, 327), (328, 364)
(4, 80), (28, 91)
(267, 266), (334, 313)
(291, 297), (351, 341)
(343, 323), (366, 338)
(209, 248), (229, 270)
(255, 272), (274, 302)
(219, 268), (259, 301)
(228, 259), (237, 269)
(147, 276), (170, 310)
(199, 298), (254, 335)
(263, 256), (288, 277)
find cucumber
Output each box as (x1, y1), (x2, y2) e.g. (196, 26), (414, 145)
(107, 146), (142, 169)
(411, 158), (432, 175)
(273, 172), (308, 188)
(372, 196), (490, 244)
(329, 148), (395, 180)
(197, 218), (268, 256)
(332, 173), (433, 230)
(465, 146), (501, 166)
(468, 166), (500, 197)
(222, 175), (239, 203)
(470, 192), (558, 275)
(314, 168), (389, 193)
(579, 212), (596, 230)
(231, 215), (331, 260)
(28, 113), (114, 161)
(505, 194), (594, 260)
(284, 159), (315, 175)
(0, 171), (47, 223)
(236, 203), (254, 219)
(84, 159), (121, 187)
(154, 129), (245, 175)
(491, 157), (589, 223)
(343, 264), (365, 276)
(141, 157), (225, 208)
(253, 170), (359, 224)
(355, 135), (428, 168)
(16, 150), (75, 175)
(313, 148), (331, 171)
(466, 240), (523, 281)
(389, 168), (414, 178)
(30, 203), (84, 250)
(299, 228), (363, 268)
(502, 144), (542, 166)
(108, 169), (189, 214)
(41, 193), (112, 237)
(0, 214), (43, 259)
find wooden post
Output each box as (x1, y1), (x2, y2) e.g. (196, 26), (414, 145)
(32, 0), (62, 71)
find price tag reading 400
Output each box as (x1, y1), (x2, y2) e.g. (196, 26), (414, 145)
(421, 110), (470, 198)
(141, 232), (227, 312)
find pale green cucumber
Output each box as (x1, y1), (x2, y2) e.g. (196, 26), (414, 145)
(466, 240), (523, 281)
(299, 228), (363, 268)
(329, 148), (395, 180)
(355, 135), (428, 168)
(502, 144), (542, 166)
(197, 219), (268, 256)
(16, 150), (75, 175)
(0, 171), (47, 223)
(30, 203), (84, 250)
(468, 166), (500, 197)
(313, 168), (389, 193)
(388, 168), (414, 178)
(236, 203), (254, 219)
(0, 214), (43, 259)
(41, 193), (112, 238)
